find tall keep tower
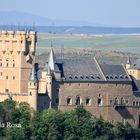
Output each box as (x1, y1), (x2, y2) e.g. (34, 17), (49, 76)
(0, 30), (37, 95)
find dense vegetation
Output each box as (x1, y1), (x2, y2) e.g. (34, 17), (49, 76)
(0, 99), (140, 140)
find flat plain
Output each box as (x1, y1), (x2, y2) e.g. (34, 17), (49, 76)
(36, 33), (140, 67)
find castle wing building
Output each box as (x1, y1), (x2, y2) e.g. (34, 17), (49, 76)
(1, 31), (140, 128)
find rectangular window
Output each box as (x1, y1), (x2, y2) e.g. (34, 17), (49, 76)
(13, 76), (15, 80)
(5, 89), (9, 92)
(7, 63), (8, 67)
(13, 63), (15, 67)
(0, 72), (2, 76)
(6, 76), (8, 79)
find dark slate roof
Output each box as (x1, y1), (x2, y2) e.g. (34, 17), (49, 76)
(131, 76), (140, 91)
(55, 59), (105, 81)
(29, 64), (38, 82)
(131, 59), (140, 69)
(100, 64), (130, 81)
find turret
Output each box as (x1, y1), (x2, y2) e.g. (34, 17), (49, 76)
(46, 65), (53, 108)
(126, 56), (131, 69)
(28, 64), (38, 110)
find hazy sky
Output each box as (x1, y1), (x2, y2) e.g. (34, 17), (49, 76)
(1, 0), (140, 27)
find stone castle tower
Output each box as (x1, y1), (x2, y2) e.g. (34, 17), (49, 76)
(28, 64), (38, 110)
(0, 30), (37, 102)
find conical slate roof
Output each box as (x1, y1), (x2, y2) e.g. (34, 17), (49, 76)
(29, 64), (38, 82)
(48, 48), (56, 71)
(43, 48), (56, 74)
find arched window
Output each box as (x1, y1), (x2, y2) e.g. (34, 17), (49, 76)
(67, 97), (72, 105)
(86, 98), (91, 106)
(76, 96), (81, 105)
(115, 98), (119, 105)
(98, 98), (103, 106)
(133, 101), (135, 106)
(121, 97), (125, 105)
(136, 101), (139, 106)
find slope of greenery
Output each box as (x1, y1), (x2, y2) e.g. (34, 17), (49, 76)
(0, 99), (140, 140)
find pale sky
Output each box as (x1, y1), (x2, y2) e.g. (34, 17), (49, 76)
(0, 0), (140, 27)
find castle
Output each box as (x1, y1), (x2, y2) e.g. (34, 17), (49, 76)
(0, 30), (140, 128)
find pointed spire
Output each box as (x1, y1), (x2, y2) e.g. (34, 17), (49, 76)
(127, 56), (131, 64)
(48, 47), (56, 71)
(29, 64), (38, 82)
(47, 65), (51, 75)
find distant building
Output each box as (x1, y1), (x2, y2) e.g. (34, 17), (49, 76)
(0, 30), (140, 128)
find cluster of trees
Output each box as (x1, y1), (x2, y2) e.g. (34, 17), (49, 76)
(0, 99), (140, 140)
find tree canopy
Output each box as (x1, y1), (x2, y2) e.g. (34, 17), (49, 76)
(0, 100), (140, 140)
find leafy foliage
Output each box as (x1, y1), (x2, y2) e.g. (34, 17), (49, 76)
(0, 99), (140, 140)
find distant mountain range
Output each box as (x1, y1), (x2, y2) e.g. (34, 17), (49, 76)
(0, 11), (140, 34)
(0, 11), (103, 26)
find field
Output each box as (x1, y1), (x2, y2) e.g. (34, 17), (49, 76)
(36, 33), (140, 66)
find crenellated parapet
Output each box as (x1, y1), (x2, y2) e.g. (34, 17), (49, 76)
(0, 30), (37, 53)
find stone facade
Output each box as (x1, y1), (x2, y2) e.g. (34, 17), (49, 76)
(0, 30), (140, 128)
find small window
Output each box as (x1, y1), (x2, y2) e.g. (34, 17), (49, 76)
(110, 75), (113, 79)
(97, 76), (100, 79)
(80, 76), (84, 79)
(133, 101), (135, 106)
(6, 76), (8, 79)
(0, 72), (2, 76)
(13, 76), (15, 80)
(121, 98), (125, 104)
(98, 98), (102, 106)
(7, 63), (8, 67)
(110, 100), (113, 104)
(106, 75), (109, 79)
(86, 76), (89, 79)
(126, 100), (129, 104)
(74, 76), (78, 79)
(34, 83), (36, 86)
(13, 63), (15, 67)
(115, 98), (119, 105)
(0, 63), (2, 66)
(86, 98), (91, 106)
(114, 75), (118, 79)
(5, 89), (9, 92)
(76, 96), (81, 105)
(67, 98), (72, 105)
(29, 92), (32, 96)
(136, 101), (139, 106)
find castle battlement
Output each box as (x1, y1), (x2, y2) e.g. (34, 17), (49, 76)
(0, 30), (37, 53)
(0, 30), (36, 38)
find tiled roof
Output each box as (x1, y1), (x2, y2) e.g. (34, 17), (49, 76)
(54, 59), (131, 82)
(100, 64), (130, 81)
